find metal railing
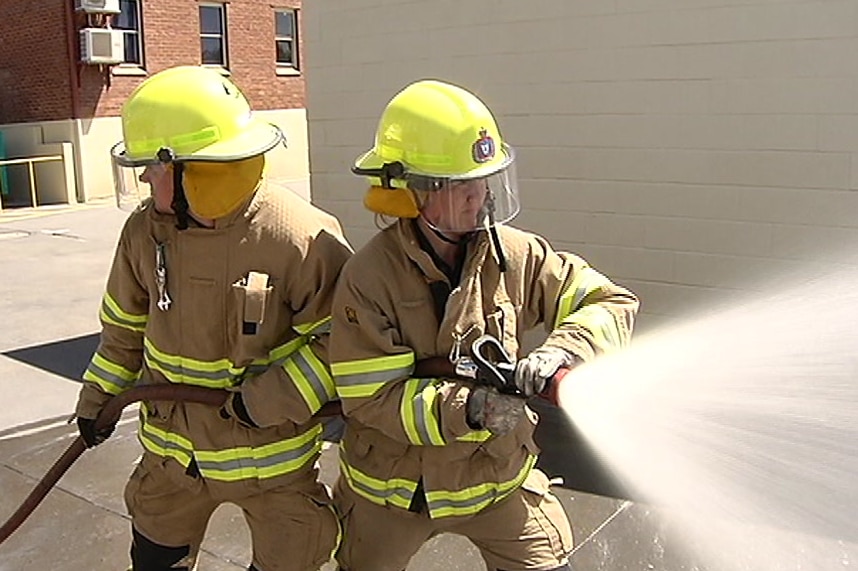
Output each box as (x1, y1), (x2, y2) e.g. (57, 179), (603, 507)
(0, 155), (64, 211)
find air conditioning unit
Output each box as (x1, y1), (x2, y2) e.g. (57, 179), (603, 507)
(75, 0), (121, 14)
(80, 28), (125, 65)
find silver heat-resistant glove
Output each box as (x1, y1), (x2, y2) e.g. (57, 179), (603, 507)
(466, 385), (526, 436)
(514, 346), (573, 397)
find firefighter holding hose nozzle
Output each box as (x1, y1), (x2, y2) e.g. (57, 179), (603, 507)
(328, 79), (639, 571)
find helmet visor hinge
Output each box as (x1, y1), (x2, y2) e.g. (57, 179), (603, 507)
(380, 161), (405, 189)
(157, 147), (176, 164)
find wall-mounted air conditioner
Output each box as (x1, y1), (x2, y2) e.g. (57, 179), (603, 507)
(80, 28), (125, 65)
(75, 0), (121, 14)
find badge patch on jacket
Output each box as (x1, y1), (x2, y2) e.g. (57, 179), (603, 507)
(345, 306), (359, 325)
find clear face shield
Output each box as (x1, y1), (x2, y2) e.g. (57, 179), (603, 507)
(111, 142), (174, 213)
(413, 160), (520, 234)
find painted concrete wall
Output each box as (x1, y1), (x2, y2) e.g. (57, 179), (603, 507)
(0, 121), (77, 208)
(304, 0), (858, 328)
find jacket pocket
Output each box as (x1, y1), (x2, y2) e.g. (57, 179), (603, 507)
(228, 271), (276, 365)
(395, 297), (438, 354)
(519, 467), (575, 556)
(124, 453), (203, 517)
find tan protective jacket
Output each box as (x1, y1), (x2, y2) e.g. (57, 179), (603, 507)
(330, 219), (638, 519)
(76, 182), (352, 493)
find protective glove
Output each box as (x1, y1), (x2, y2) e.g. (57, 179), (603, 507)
(466, 385), (525, 436)
(514, 346), (574, 398)
(219, 392), (259, 428)
(77, 416), (117, 448)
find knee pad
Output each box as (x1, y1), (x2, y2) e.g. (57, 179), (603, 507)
(130, 527), (193, 571)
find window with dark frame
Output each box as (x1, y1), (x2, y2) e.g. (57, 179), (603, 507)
(114, 0), (143, 65)
(200, 3), (228, 67)
(275, 9), (298, 70)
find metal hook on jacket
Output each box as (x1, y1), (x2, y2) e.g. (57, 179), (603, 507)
(471, 334), (520, 395)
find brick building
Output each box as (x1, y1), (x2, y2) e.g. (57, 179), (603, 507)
(0, 0), (308, 209)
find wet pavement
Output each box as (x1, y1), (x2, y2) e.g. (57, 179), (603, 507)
(0, 203), (852, 570)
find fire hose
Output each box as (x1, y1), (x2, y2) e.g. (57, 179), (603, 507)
(0, 384), (342, 546)
(0, 335), (554, 547)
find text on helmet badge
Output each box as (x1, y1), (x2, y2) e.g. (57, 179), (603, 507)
(472, 129), (496, 163)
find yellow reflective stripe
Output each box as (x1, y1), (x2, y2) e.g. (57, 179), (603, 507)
(554, 267), (613, 329)
(560, 304), (623, 351)
(327, 502), (343, 562)
(338, 444), (417, 510)
(455, 429), (493, 443)
(100, 293), (147, 332)
(401, 379), (446, 446)
(139, 409), (323, 482)
(143, 337), (246, 388)
(284, 345), (336, 413)
(83, 352), (139, 395)
(293, 316), (332, 336)
(195, 425), (322, 481)
(425, 454), (537, 518)
(269, 336), (308, 363)
(336, 381), (387, 399)
(332, 352), (415, 376)
(333, 352), (415, 399)
(138, 408), (195, 466)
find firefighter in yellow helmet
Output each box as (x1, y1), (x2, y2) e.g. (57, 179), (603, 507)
(328, 80), (639, 571)
(73, 66), (352, 571)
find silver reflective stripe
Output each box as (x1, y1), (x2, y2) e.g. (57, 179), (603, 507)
(336, 366), (412, 389)
(289, 346), (335, 408)
(195, 438), (318, 475)
(84, 361), (137, 392)
(338, 457), (416, 508)
(145, 351), (237, 382)
(139, 426), (194, 463)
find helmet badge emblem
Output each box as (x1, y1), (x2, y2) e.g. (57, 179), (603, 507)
(472, 129), (495, 163)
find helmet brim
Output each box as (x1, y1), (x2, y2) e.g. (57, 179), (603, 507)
(112, 119), (284, 166)
(353, 143), (514, 182)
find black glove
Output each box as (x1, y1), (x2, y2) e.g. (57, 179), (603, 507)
(219, 392), (259, 428)
(77, 417), (116, 448)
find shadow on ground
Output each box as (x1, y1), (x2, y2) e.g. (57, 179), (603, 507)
(2, 333), (99, 384)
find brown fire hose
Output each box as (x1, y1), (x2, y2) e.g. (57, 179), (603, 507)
(0, 384), (343, 546)
(0, 356), (491, 547)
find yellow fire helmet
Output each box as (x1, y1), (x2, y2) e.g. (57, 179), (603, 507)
(111, 66), (284, 219)
(354, 79), (519, 233)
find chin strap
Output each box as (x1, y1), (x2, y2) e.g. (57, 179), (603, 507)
(157, 147), (189, 231)
(488, 209), (507, 272)
(171, 162), (189, 231)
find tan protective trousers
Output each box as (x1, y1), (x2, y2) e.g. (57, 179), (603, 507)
(333, 468), (574, 571)
(125, 452), (339, 571)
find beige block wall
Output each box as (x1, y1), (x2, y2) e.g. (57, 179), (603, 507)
(305, 0), (858, 329)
